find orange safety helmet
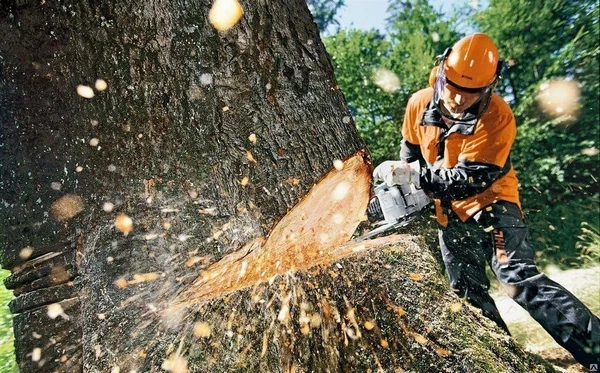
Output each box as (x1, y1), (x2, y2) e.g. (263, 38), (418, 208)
(432, 33), (503, 120)
(444, 33), (501, 89)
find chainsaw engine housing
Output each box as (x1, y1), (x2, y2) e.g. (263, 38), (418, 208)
(363, 183), (430, 239)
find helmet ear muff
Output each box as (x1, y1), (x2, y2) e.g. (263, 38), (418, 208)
(495, 60), (503, 80)
(441, 48), (451, 62)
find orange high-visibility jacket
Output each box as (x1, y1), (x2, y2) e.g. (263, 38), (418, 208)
(401, 87), (521, 226)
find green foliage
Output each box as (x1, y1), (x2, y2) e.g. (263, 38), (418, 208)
(577, 222), (600, 266)
(324, 29), (403, 163)
(474, 0), (589, 104)
(387, 0), (462, 56)
(0, 270), (17, 372)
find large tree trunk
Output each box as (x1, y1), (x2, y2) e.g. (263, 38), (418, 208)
(0, 1), (553, 372)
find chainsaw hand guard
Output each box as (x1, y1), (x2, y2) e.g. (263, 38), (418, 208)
(367, 196), (384, 223)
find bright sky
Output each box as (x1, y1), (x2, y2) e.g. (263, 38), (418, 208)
(335, 0), (471, 32)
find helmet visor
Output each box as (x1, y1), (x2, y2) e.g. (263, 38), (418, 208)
(433, 63), (496, 120)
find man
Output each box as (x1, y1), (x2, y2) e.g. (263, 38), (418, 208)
(372, 32), (600, 368)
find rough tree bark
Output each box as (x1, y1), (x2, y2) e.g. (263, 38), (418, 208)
(0, 1), (554, 372)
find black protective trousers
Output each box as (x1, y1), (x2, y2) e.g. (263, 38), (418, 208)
(438, 201), (600, 368)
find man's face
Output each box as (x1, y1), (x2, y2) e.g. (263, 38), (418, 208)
(441, 83), (482, 117)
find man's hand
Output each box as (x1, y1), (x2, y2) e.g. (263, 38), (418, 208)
(373, 160), (420, 187)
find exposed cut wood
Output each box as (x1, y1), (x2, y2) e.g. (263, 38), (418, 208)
(2, 241), (72, 270)
(9, 282), (77, 314)
(174, 152), (372, 306)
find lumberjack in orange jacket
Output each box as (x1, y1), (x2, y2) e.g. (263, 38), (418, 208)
(373, 33), (600, 368)
(401, 86), (521, 226)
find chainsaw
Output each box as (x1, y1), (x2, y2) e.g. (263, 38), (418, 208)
(358, 182), (431, 241)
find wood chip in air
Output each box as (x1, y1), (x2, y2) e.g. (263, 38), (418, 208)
(413, 333), (427, 344)
(436, 348), (451, 357)
(193, 322), (211, 338)
(409, 273), (422, 281)
(114, 214), (133, 234)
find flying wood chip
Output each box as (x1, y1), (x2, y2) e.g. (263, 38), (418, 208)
(409, 273), (422, 281)
(76, 84), (94, 98)
(209, 0), (244, 32)
(161, 354), (188, 373)
(436, 348), (451, 357)
(114, 214), (134, 234)
(193, 322), (211, 338)
(114, 278), (128, 288)
(19, 247), (34, 260)
(50, 194), (84, 221)
(413, 333), (428, 345)
(95, 79), (108, 91)
(449, 302), (463, 312)
(31, 347), (42, 362)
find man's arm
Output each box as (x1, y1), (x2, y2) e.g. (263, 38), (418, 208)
(420, 159), (510, 200)
(399, 139), (424, 164)
(399, 91), (428, 167)
(418, 104), (516, 201)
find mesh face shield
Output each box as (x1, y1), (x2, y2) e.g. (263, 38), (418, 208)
(432, 62), (497, 121)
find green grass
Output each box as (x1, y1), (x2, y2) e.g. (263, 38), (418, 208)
(0, 270), (17, 372)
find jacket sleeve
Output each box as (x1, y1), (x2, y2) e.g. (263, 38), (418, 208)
(399, 94), (426, 165)
(420, 160), (509, 200)
(420, 104), (517, 201)
(400, 139), (424, 164)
